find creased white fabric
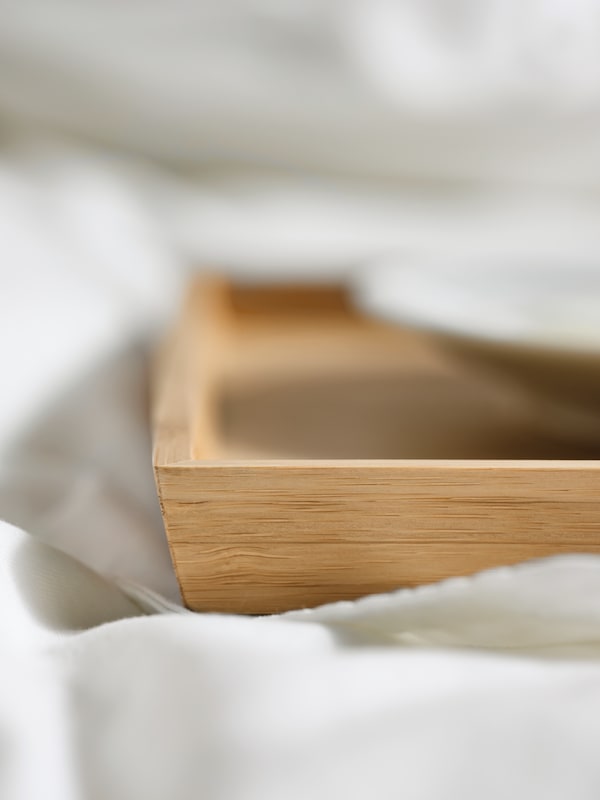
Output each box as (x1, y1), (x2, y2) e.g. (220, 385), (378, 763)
(2, 0), (600, 187)
(7, 522), (600, 800)
(0, 142), (600, 800)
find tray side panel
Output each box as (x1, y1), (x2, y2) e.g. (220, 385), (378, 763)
(157, 462), (600, 613)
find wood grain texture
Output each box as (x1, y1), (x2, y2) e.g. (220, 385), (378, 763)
(153, 276), (600, 614)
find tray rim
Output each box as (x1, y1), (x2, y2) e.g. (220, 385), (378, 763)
(153, 275), (600, 472)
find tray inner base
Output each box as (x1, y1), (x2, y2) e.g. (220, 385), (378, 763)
(202, 284), (599, 461)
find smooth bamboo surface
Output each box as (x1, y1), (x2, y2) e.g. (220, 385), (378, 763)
(153, 276), (600, 613)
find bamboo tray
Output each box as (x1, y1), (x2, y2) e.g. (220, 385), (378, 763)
(152, 276), (600, 613)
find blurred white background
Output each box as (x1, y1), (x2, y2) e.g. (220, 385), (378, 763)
(2, 0), (600, 276)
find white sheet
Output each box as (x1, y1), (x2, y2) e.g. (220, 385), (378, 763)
(3, 0), (600, 187)
(0, 138), (600, 800)
(2, 3), (600, 797)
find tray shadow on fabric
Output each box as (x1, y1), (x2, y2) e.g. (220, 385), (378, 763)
(0, 340), (178, 601)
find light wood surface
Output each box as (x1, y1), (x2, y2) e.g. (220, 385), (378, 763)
(153, 276), (600, 614)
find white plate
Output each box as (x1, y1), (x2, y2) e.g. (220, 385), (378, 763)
(353, 258), (600, 444)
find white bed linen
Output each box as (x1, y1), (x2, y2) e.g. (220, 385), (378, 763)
(2, 1), (600, 796)
(1, 143), (600, 800)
